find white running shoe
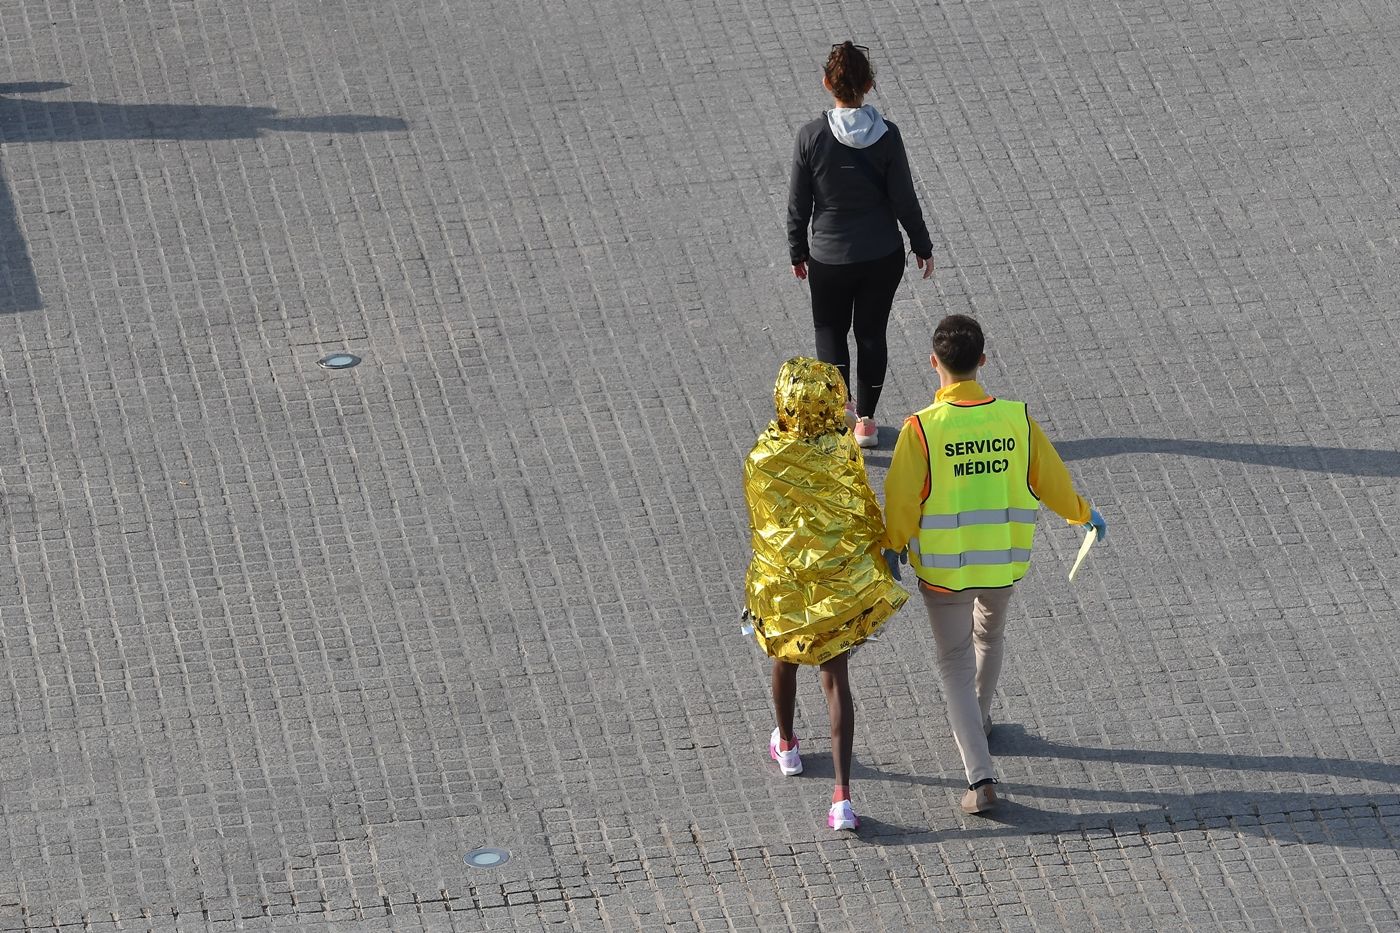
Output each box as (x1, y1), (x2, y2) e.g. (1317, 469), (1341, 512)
(828, 799), (859, 831)
(769, 727), (802, 776)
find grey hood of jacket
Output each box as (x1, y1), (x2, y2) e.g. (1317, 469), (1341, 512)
(825, 105), (889, 149)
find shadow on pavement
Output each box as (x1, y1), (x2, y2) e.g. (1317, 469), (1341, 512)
(866, 434), (1399, 477)
(0, 82), (408, 313)
(1058, 436), (1400, 478)
(845, 723), (1400, 850)
(998, 724), (1400, 784)
(848, 814), (935, 841)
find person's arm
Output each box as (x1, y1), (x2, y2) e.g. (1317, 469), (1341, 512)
(786, 132), (813, 266)
(1027, 417), (1092, 524)
(884, 127), (933, 260)
(881, 416), (929, 551)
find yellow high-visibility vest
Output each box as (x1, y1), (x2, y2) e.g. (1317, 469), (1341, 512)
(911, 398), (1040, 591)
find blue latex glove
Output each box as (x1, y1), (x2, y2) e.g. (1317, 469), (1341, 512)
(1084, 507), (1107, 542)
(882, 548), (905, 581)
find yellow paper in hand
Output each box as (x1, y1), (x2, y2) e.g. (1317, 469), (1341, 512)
(1067, 528), (1097, 582)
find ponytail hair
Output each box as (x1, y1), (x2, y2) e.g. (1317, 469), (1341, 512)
(824, 41), (875, 103)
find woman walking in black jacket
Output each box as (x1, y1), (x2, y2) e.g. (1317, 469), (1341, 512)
(788, 42), (935, 448)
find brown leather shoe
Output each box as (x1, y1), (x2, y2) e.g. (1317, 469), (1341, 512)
(960, 782), (998, 815)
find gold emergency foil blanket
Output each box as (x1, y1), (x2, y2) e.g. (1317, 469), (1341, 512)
(743, 358), (908, 665)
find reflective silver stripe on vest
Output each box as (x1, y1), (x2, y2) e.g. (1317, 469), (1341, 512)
(919, 548), (1034, 570)
(920, 508), (1039, 530)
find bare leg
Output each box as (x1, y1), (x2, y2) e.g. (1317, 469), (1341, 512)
(819, 651), (854, 788)
(771, 659), (799, 742)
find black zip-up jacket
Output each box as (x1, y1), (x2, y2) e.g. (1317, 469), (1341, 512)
(787, 114), (933, 265)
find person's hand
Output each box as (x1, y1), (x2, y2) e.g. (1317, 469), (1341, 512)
(1083, 507), (1107, 542)
(882, 548), (905, 581)
(915, 255), (935, 280)
(792, 261), (808, 280)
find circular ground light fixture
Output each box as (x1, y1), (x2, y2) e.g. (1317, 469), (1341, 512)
(465, 848), (511, 868)
(317, 352), (361, 370)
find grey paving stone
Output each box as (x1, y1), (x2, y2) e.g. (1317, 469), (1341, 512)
(0, 0), (1399, 930)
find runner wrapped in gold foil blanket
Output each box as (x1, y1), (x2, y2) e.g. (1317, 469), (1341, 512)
(743, 358), (908, 665)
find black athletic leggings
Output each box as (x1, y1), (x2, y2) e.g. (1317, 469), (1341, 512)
(807, 249), (905, 418)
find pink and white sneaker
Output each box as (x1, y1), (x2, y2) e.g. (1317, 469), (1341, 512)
(843, 401), (858, 430)
(769, 728), (802, 776)
(828, 799), (859, 831)
(854, 417), (879, 449)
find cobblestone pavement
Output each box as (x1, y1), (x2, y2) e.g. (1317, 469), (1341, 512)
(1, 0), (1398, 930)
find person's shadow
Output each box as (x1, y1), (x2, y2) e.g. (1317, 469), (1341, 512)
(863, 432), (1399, 477)
(1057, 436), (1400, 478)
(847, 723), (1400, 850)
(0, 82), (408, 312)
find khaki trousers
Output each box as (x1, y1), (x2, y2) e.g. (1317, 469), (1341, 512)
(920, 585), (1014, 785)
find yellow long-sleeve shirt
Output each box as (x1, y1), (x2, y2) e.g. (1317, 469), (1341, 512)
(882, 380), (1092, 553)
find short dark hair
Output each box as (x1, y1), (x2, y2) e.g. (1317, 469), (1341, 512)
(933, 314), (984, 374)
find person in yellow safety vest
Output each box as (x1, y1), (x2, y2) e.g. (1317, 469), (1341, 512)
(882, 314), (1106, 816)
